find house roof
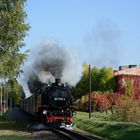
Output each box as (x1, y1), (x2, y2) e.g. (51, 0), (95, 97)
(114, 66), (140, 76)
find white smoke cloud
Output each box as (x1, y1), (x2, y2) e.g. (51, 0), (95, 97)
(83, 19), (121, 68)
(18, 39), (83, 97)
(17, 61), (34, 98)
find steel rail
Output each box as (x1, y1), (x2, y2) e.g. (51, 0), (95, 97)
(53, 128), (103, 140)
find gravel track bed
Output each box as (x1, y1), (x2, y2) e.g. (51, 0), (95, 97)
(0, 130), (70, 140)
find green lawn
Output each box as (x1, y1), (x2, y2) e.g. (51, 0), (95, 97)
(73, 112), (140, 140)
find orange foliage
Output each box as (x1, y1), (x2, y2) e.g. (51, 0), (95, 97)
(91, 92), (109, 112)
(76, 92), (122, 113)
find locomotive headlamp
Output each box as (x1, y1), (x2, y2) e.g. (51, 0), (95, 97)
(43, 110), (47, 115)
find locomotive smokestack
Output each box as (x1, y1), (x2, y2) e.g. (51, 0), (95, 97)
(55, 79), (61, 85)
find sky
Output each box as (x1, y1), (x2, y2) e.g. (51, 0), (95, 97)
(24, 0), (140, 69)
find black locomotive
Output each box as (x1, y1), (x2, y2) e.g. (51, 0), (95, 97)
(21, 79), (74, 127)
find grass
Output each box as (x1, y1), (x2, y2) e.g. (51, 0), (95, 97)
(0, 121), (31, 140)
(0, 114), (32, 140)
(0, 119), (30, 130)
(0, 130), (32, 140)
(0, 119), (51, 140)
(73, 111), (140, 140)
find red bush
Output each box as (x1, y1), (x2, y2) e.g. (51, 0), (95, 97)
(76, 92), (123, 113)
(91, 92), (109, 112)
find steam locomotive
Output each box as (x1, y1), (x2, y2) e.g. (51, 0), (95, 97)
(21, 79), (74, 127)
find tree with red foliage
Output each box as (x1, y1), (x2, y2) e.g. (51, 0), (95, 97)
(76, 92), (122, 113)
(91, 92), (109, 113)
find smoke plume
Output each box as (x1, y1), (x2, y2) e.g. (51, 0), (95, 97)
(84, 19), (121, 68)
(18, 39), (83, 97)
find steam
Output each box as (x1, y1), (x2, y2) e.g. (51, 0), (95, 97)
(33, 40), (83, 85)
(18, 39), (83, 97)
(18, 61), (34, 98)
(33, 40), (67, 80)
(84, 19), (121, 68)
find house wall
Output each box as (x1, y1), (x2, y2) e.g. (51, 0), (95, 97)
(115, 74), (140, 99)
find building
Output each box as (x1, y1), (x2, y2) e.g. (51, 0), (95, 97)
(114, 65), (140, 99)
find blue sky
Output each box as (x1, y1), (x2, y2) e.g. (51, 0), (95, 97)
(24, 0), (140, 69)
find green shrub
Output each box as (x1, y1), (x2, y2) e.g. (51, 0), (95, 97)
(113, 97), (140, 123)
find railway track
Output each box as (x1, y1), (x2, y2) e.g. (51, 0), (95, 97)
(6, 108), (103, 140)
(27, 123), (103, 140)
(53, 128), (103, 140)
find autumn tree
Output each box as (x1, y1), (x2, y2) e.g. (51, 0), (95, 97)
(0, 0), (30, 79)
(0, 0), (30, 105)
(5, 79), (25, 105)
(71, 63), (90, 99)
(97, 67), (115, 91)
(71, 64), (115, 99)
